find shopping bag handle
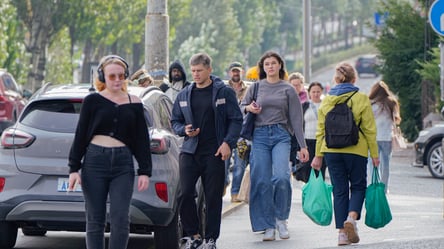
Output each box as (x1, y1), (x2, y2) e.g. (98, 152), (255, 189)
(372, 166), (381, 185)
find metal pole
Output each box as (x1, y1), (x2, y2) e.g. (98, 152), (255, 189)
(145, 0), (169, 85)
(303, 0), (311, 84)
(440, 41), (444, 101)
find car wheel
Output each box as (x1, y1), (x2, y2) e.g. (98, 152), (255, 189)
(22, 227), (47, 236)
(426, 142), (444, 179)
(0, 221), (18, 249)
(154, 209), (180, 249)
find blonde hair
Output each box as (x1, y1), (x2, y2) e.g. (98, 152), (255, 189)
(288, 72), (305, 83)
(95, 58), (128, 92)
(130, 68), (153, 87)
(334, 62), (357, 84)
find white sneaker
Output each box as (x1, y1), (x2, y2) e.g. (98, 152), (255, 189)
(262, 228), (276, 241)
(276, 219), (290, 239)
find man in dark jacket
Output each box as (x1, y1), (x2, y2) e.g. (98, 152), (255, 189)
(159, 60), (190, 102)
(171, 53), (242, 249)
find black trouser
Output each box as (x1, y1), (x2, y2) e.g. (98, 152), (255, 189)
(306, 138), (327, 178)
(178, 152), (225, 241)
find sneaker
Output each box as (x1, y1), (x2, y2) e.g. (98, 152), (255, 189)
(262, 228), (276, 241)
(276, 219), (290, 239)
(205, 238), (217, 249)
(338, 232), (351, 246)
(343, 216), (360, 243)
(185, 236), (204, 249)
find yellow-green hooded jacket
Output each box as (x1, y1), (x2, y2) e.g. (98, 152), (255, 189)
(315, 87), (378, 159)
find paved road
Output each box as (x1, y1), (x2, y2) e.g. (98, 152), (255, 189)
(216, 147), (444, 249)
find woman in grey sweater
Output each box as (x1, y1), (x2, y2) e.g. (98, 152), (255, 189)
(241, 51), (309, 242)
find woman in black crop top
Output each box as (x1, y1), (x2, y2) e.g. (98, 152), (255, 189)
(67, 55), (152, 249)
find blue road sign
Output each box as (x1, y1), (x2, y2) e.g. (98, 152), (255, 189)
(374, 12), (389, 27)
(429, 0), (444, 36)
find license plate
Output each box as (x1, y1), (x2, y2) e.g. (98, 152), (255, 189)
(57, 178), (82, 192)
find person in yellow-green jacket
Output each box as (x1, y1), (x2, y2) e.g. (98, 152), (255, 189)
(311, 62), (379, 247)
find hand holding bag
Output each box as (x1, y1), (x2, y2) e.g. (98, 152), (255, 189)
(365, 166), (392, 229)
(392, 125), (407, 151)
(302, 169), (333, 226)
(240, 82), (259, 140)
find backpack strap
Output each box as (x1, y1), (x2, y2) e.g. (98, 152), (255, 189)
(343, 90), (358, 104)
(342, 90), (362, 133)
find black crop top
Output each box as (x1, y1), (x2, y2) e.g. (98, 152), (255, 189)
(68, 93), (152, 176)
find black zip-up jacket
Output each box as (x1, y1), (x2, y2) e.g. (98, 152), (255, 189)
(171, 75), (243, 153)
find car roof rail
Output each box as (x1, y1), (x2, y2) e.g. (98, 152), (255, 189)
(34, 82), (53, 98)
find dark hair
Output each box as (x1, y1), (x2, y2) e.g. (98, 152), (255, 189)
(308, 81), (324, 92)
(258, 51), (286, 80)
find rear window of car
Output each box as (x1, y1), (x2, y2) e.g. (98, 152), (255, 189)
(20, 99), (82, 133)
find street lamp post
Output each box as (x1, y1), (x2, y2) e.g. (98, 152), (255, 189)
(303, 0), (311, 84)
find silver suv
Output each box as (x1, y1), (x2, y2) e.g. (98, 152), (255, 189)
(0, 84), (183, 249)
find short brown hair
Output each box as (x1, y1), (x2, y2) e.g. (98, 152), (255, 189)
(189, 52), (212, 68)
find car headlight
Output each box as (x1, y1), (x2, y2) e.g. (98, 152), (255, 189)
(418, 130), (430, 137)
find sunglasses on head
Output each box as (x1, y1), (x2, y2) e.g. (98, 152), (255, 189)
(106, 73), (125, 81)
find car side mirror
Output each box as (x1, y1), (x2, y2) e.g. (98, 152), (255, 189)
(22, 89), (33, 99)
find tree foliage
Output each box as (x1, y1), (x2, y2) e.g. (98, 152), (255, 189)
(373, 0), (439, 141)
(2, 0), (379, 89)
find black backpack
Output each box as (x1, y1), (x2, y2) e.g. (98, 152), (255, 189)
(325, 91), (360, 148)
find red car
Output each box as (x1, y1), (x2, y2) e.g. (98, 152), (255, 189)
(0, 69), (26, 134)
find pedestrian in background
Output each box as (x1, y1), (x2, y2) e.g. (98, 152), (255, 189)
(160, 60), (191, 102)
(294, 81), (327, 182)
(68, 55), (152, 249)
(288, 72), (308, 175)
(171, 52), (243, 249)
(311, 62), (379, 246)
(225, 61), (248, 203)
(242, 51), (309, 242)
(130, 68), (154, 87)
(289, 72), (308, 104)
(367, 80), (401, 193)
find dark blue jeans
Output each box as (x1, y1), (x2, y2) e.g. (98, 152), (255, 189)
(178, 152), (225, 241)
(81, 143), (135, 249)
(324, 153), (367, 229)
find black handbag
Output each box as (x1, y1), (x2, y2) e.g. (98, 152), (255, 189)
(240, 82), (259, 140)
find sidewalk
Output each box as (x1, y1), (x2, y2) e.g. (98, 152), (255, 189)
(221, 145), (416, 218)
(221, 184), (246, 218)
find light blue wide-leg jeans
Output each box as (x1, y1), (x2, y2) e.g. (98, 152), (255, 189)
(249, 124), (291, 232)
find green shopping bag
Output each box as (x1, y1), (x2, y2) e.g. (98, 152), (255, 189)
(302, 169), (333, 226)
(365, 166), (392, 229)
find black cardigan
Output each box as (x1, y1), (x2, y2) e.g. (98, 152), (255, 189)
(68, 93), (152, 176)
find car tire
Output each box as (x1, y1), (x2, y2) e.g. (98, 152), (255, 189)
(22, 227), (47, 236)
(426, 142), (444, 179)
(0, 221), (18, 249)
(154, 210), (180, 249)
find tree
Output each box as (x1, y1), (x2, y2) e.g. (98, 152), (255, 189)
(0, 0), (27, 84)
(373, 0), (440, 141)
(12, 0), (73, 91)
(172, 0), (241, 76)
